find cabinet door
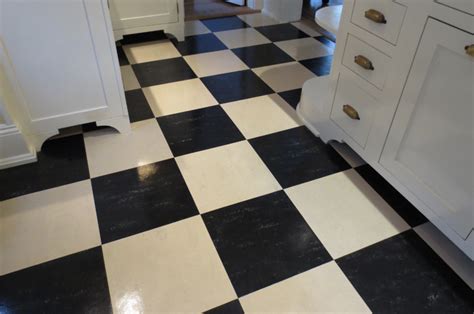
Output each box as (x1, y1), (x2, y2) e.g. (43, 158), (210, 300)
(110, 0), (178, 30)
(380, 19), (474, 239)
(1, 0), (125, 134)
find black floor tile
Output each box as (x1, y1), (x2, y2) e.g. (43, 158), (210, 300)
(255, 24), (309, 42)
(278, 88), (302, 109)
(92, 159), (199, 243)
(201, 70), (274, 103)
(0, 135), (89, 201)
(157, 106), (244, 156)
(337, 230), (474, 313)
(355, 164), (428, 227)
(249, 126), (350, 188)
(232, 43), (294, 68)
(132, 57), (196, 87)
(300, 55), (333, 76)
(172, 33), (227, 56)
(202, 16), (249, 32)
(125, 89), (155, 123)
(116, 45), (129, 66)
(121, 30), (167, 45)
(315, 36), (335, 49)
(0, 247), (112, 314)
(203, 191), (332, 297)
(204, 300), (244, 314)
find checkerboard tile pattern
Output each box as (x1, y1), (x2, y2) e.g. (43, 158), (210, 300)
(1, 15), (472, 314)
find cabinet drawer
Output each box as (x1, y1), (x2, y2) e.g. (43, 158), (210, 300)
(351, 0), (407, 45)
(342, 34), (391, 90)
(435, 0), (473, 15)
(330, 75), (377, 148)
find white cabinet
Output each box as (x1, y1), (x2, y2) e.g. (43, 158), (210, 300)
(109, 0), (184, 41)
(380, 19), (474, 240)
(0, 0), (130, 150)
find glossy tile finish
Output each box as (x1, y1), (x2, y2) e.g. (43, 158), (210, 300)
(124, 89), (154, 123)
(203, 191), (332, 297)
(176, 141), (281, 213)
(278, 88), (302, 109)
(329, 141), (366, 168)
(201, 70), (273, 103)
(286, 170), (410, 258)
(222, 94), (301, 139)
(0, 181), (100, 275)
(214, 28), (271, 49)
(144, 78), (218, 117)
(202, 16), (249, 32)
(204, 300), (244, 314)
(0, 134), (89, 201)
(232, 43), (294, 68)
(356, 164), (428, 227)
(237, 12), (279, 27)
(291, 19), (323, 37)
(84, 119), (172, 177)
(132, 57), (197, 87)
(239, 262), (370, 313)
(337, 230), (474, 313)
(316, 35), (336, 48)
(250, 126), (350, 188)
(92, 159), (198, 243)
(123, 40), (181, 64)
(103, 216), (236, 313)
(275, 37), (333, 61)
(157, 106), (244, 156)
(256, 23), (309, 42)
(184, 20), (211, 36)
(173, 33), (227, 56)
(253, 61), (315, 92)
(0, 247), (112, 314)
(300, 55), (333, 76)
(184, 50), (248, 77)
(120, 65), (140, 91)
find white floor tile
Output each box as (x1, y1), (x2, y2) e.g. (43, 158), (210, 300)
(330, 141), (367, 168)
(123, 40), (181, 64)
(253, 62), (315, 92)
(0, 181), (101, 275)
(222, 94), (301, 139)
(240, 261), (370, 313)
(143, 78), (218, 117)
(184, 50), (248, 77)
(176, 141), (281, 213)
(215, 28), (270, 49)
(120, 65), (140, 91)
(237, 13), (279, 27)
(286, 169), (410, 258)
(275, 37), (333, 61)
(291, 19), (323, 37)
(84, 119), (173, 177)
(415, 222), (474, 289)
(185, 20), (211, 36)
(103, 216), (237, 313)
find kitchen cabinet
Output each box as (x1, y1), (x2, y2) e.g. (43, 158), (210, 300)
(109, 0), (184, 41)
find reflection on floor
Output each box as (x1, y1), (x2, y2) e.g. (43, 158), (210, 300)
(0, 13), (473, 314)
(185, 0), (258, 21)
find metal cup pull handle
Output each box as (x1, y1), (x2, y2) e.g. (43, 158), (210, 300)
(354, 55), (374, 70)
(343, 105), (360, 120)
(365, 9), (387, 24)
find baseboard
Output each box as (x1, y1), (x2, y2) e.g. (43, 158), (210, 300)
(0, 152), (37, 170)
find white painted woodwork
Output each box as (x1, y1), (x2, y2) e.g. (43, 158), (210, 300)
(380, 19), (474, 240)
(351, 0), (407, 45)
(0, 0), (130, 152)
(109, 0), (184, 41)
(298, 0), (474, 259)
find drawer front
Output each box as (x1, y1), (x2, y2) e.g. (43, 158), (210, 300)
(342, 34), (391, 90)
(330, 75), (377, 148)
(435, 0), (474, 15)
(351, 0), (407, 45)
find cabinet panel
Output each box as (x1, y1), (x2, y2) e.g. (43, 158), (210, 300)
(380, 19), (474, 239)
(110, 0), (178, 30)
(435, 0), (473, 15)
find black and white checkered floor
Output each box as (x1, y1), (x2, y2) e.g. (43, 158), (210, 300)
(1, 14), (473, 314)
